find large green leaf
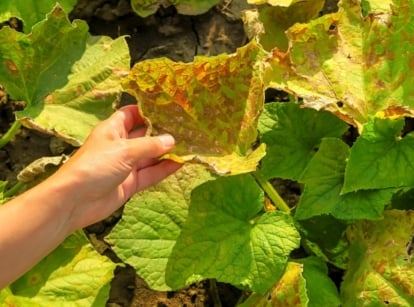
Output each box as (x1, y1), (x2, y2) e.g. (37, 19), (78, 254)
(243, 0), (325, 51)
(0, 6), (130, 145)
(341, 210), (414, 306)
(239, 257), (340, 306)
(106, 164), (214, 291)
(165, 174), (300, 294)
(296, 137), (394, 220)
(130, 0), (220, 17)
(0, 232), (116, 306)
(0, 0), (77, 33)
(265, 0), (414, 130)
(124, 40), (267, 175)
(257, 102), (348, 180)
(343, 117), (414, 192)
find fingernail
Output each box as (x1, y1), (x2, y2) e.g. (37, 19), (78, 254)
(158, 134), (175, 148)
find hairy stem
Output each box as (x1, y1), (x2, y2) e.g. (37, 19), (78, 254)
(252, 171), (291, 214)
(0, 121), (21, 149)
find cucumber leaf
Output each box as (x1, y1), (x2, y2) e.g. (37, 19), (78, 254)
(343, 117), (414, 192)
(243, 0), (325, 51)
(341, 210), (414, 306)
(0, 5), (130, 146)
(166, 174), (300, 294)
(0, 232), (116, 306)
(257, 102), (348, 180)
(124, 40), (267, 175)
(296, 137), (394, 220)
(130, 0), (220, 17)
(106, 164), (214, 291)
(0, 0), (77, 33)
(240, 257), (340, 307)
(264, 0), (414, 130)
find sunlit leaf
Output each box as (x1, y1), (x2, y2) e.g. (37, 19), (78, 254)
(130, 0), (220, 17)
(0, 0), (77, 33)
(165, 174), (300, 294)
(296, 137), (394, 220)
(257, 102), (348, 180)
(265, 0), (414, 130)
(106, 164), (214, 291)
(341, 210), (414, 306)
(343, 117), (414, 192)
(243, 0), (325, 51)
(0, 6), (130, 146)
(124, 40), (267, 175)
(0, 232), (116, 306)
(239, 257), (340, 307)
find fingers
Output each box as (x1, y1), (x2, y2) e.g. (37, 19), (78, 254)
(111, 105), (147, 132)
(135, 160), (183, 191)
(125, 134), (176, 164)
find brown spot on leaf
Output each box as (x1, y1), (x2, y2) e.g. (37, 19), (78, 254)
(6, 60), (19, 74)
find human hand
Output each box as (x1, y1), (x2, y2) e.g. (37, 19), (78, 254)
(52, 104), (182, 232)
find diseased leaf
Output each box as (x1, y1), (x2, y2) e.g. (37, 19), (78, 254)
(0, 6), (130, 145)
(296, 137), (394, 220)
(106, 164), (214, 290)
(343, 117), (414, 192)
(0, 0), (77, 33)
(341, 210), (414, 306)
(166, 174), (300, 294)
(130, 0), (220, 17)
(17, 155), (68, 183)
(257, 102), (348, 180)
(265, 0), (414, 130)
(239, 257), (340, 307)
(247, 0), (306, 6)
(124, 40), (267, 175)
(0, 232), (116, 306)
(243, 0), (325, 51)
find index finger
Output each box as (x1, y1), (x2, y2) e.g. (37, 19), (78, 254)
(113, 104), (147, 132)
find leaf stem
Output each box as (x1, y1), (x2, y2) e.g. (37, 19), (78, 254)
(252, 171), (291, 214)
(0, 121), (21, 149)
(3, 181), (25, 199)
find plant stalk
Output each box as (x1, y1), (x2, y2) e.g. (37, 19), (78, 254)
(3, 181), (25, 199)
(252, 171), (291, 214)
(0, 121), (21, 149)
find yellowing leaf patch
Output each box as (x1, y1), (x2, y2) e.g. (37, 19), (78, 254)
(124, 40), (267, 175)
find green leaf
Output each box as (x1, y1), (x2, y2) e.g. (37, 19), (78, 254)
(341, 210), (414, 306)
(0, 181), (6, 203)
(299, 257), (341, 307)
(265, 0), (414, 129)
(0, 0), (77, 33)
(297, 215), (349, 269)
(0, 6), (130, 145)
(258, 102), (348, 180)
(130, 0), (220, 17)
(243, 0), (325, 51)
(0, 232), (116, 306)
(165, 174), (300, 294)
(361, 0), (393, 15)
(124, 40), (267, 175)
(106, 164), (214, 291)
(343, 117), (414, 192)
(296, 137), (394, 220)
(239, 257), (340, 307)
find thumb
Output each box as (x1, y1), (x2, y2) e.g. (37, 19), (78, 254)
(126, 134), (176, 163)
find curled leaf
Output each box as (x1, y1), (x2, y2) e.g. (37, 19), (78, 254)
(124, 40), (267, 175)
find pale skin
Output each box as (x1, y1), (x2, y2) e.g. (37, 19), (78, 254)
(0, 105), (181, 289)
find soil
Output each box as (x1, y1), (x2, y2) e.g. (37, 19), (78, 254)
(0, 0), (339, 306)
